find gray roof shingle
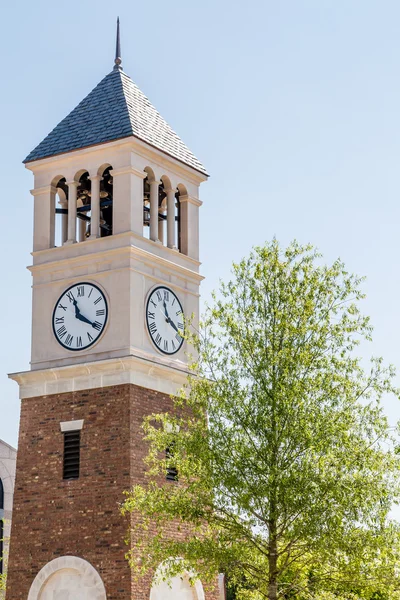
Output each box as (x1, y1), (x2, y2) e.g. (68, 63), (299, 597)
(24, 68), (208, 175)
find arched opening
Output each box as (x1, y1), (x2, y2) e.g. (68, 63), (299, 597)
(158, 181), (167, 245)
(28, 556), (107, 600)
(54, 176), (68, 247)
(143, 172), (152, 240)
(76, 171), (92, 242)
(175, 188), (183, 252)
(98, 165), (113, 238)
(150, 562), (205, 600)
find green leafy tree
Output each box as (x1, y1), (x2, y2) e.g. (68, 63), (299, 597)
(122, 240), (400, 600)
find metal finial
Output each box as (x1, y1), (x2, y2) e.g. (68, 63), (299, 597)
(114, 17), (122, 70)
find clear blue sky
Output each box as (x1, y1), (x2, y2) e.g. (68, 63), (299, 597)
(1, 0), (400, 448)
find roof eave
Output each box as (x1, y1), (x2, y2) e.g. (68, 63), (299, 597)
(22, 134), (210, 180)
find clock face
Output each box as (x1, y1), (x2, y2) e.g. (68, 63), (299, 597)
(146, 286), (184, 355)
(52, 282), (108, 351)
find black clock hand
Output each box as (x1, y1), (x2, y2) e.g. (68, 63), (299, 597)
(76, 313), (94, 326)
(167, 318), (180, 334)
(73, 298), (80, 318)
(163, 300), (170, 320)
(73, 299), (95, 327)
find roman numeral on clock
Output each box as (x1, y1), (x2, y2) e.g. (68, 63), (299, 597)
(66, 291), (75, 303)
(57, 325), (67, 339)
(77, 286), (84, 297)
(155, 333), (162, 347)
(55, 317), (64, 324)
(77, 336), (83, 348)
(87, 332), (94, 342)
(65, 334), (74, 347)
(156, 291), (162, 302)
(92, 321), (102, 331)
(58, 304), (67, 312)
(94, 297), (102, 305)
(164, 340), (168, 352)
(149, 322), (157, 334)
(96, 309), (105, 316)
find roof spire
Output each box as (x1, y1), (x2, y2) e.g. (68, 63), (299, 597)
(114, 17), (122, 70)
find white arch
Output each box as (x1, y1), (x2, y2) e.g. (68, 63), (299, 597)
(150, 560), (205, 600)
(28, 556), (107, 600)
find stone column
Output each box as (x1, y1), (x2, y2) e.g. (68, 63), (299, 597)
(31, 185), (56, 251)
(66, 181), (78, 244)
(158, 202), (165, 244)
(167, 188), (177, 250)
(58, 197), (68, 245)
(149, 180), (160, 242)
(78, 214), (86, 242)
(178, 194), (201, 260)
(111, 166), (146, 235)
(89, 175), (101, 239)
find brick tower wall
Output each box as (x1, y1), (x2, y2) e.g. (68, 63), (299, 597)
(6, 383), (220, 600)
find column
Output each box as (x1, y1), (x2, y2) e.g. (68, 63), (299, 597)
(66, 181), (78, 244)
(178, 194), (201, 260)
(79, 214), (86, 242)
(149, 180), (160, 242)
(89, 175), (101, 239)
(167, 188), (177, 249)
(111, 167), (146, 235)
(59, 198), (68, 245)
(158, 205), (165, 244)
(31, 185), (56, 251)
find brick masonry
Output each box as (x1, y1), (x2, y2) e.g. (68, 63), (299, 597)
(6, 383), (220, 600)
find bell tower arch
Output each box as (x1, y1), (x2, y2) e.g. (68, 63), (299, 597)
(6, 20), (215, 600)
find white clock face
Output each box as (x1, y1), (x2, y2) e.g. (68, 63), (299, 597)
(146, 286), (184, 355)
(52, 283), (108, 351)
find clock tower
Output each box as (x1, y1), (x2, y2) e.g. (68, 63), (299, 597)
(6, 22), (213, 600)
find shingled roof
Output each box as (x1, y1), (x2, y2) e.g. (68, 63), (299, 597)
(24, 67), (207, 175)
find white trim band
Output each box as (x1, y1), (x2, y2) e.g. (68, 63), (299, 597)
(9, 354), (189, 399)
(60, 419), (84, 432)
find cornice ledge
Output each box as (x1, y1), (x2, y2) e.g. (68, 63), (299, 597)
(179, 194), (203, 207)
(30, 185), (57, 196)
(29, 241), (204, 282)
(9, 354), (190, 399)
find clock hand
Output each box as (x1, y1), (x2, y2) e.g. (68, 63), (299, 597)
(158, 307), (180, 334)
(73, 298), (80, 318)
(73, 300), (95, 327)
(76, 313), (94, 326)
(163, 300), (170, 320)
(167, 318), (180, 335)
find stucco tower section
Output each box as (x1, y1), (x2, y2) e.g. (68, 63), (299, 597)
(6, 48), (215, 600)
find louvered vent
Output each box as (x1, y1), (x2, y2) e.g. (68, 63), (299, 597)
(166, 446), (178, 482)
(63, 430), (81, 480)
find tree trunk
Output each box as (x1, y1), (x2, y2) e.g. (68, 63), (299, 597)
(268, 517), (278, 600)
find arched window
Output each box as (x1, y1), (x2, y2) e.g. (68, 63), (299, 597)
(54, 176), (68, 247)
(174, 190), (181, 252)
(76, 171), (92, 241)
(0, 478), (4, 576)
(98, 166), (113, 238)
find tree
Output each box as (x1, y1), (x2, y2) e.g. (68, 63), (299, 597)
(122, 240), (400, 600)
